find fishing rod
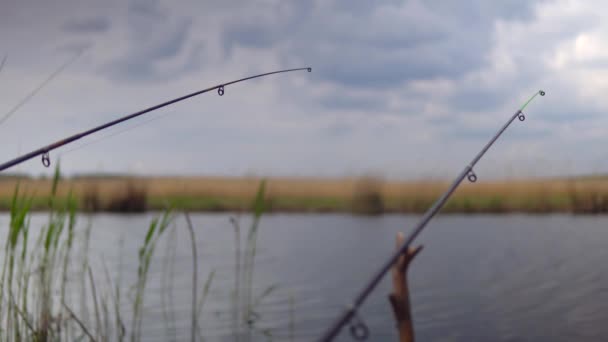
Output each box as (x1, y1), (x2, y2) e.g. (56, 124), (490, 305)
(0, 67), (311, 172)
(319, 89), (546, 342)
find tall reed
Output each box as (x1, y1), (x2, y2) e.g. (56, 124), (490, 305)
(131, 210), (173, 341)
(0, 172), (293, 341)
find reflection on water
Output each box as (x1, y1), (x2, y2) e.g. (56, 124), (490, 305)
(2, 213), (608, 341)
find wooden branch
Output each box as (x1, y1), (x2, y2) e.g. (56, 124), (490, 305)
(389, 232), (423, 342)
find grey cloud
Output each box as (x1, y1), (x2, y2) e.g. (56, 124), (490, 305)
(423, 0), (541, 24)
(533, 99), (603, 123)
(101, 0), (200, 83)
(321, 122), (355, 138)
(221, 2), (312, 55)
(63, 17), (110, 34)
(440, 0), (599, 113)
(7, 0), (608, 178)
(577, 59), (608, 69)
(318, 92), (387, 112)
(139, 19), (192, 61)
(440, 81), (597, 144)
(307, 42), (482, 89)
(328, 0), (403, 14)
(223, 24), (281, 51)
(128, 0), (164, 18)
(221, 0), (546, 90)
(447, 87), (510, 112)
(102, 40), (204, 83)
(57, 41), (94, 55)
(446, 27), (595, 116)
(103, 59), (154, 82)
(443, 120), (551, 141)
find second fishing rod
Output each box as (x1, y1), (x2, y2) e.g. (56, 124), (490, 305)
(319, 89), (546, 341)
(0, 67), (311, 172)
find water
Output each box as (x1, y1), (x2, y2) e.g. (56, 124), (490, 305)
(3, 213), (608, 341)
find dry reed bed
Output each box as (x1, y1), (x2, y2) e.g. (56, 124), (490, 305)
(1, 176), (607, 213)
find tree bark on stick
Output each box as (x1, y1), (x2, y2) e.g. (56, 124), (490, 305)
(389, 232), (422, 342)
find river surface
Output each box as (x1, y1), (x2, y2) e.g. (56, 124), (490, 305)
(2, 213), (608, 341)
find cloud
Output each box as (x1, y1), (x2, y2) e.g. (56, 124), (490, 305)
(63, 17), (110, 34)
(318, 92), (386, 112)
(101, 19), (200, 82)
(220, 0), (545, 91)
(321, 121), (355, 139)
(5, 0), (608, 179)
(99, 0), (203, 83)
(222, 21), (282, 51)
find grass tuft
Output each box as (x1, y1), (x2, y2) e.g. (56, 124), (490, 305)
(0, 173), (299, 341)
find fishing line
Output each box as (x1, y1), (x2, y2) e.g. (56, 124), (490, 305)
(520, 90), (545, 111)
(0, 55), (6, 78)
(0, 50), (84, 126)
(0, 67), (311, 172)
(318, 89), (546, 342)
(59, 108), (174, 156)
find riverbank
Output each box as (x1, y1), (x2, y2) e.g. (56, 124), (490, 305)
(1, 174), (608, 214)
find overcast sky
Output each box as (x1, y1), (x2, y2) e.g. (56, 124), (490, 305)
(0, 0), (606, 179)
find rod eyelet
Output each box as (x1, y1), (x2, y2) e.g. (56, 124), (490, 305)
(467, 171), (477, 183)
(518, 112), (526, 121)
(349, 318), (369, 341)
(539, 90), (545, 96)
(41, 152), (51, 168)
(217, 85), (225, 96)
(307, 67), (312, 72)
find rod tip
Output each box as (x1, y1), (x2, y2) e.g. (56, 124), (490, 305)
(539, 90), (546, 96)
(307, 67), (312, 72)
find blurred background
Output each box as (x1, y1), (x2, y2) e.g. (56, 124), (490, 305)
(2, 0), (606, 180)
(2, 1), (608, 341)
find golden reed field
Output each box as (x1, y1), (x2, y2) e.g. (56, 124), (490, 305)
(2, 175), (608, 213)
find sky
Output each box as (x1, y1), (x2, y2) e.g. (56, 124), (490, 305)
(0, 0), (607, 180)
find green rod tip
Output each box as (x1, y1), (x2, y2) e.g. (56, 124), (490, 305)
(539, 90), (546, 96)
